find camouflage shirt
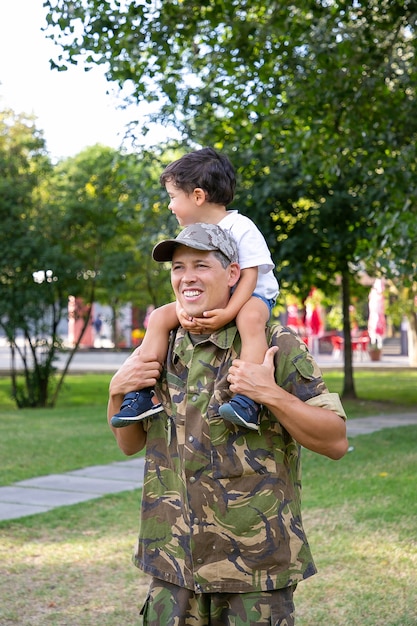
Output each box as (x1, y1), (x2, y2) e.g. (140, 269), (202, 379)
(133, 323), (346, 593)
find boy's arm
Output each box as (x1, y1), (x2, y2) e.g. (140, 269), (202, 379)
(188, 266), (258, 331)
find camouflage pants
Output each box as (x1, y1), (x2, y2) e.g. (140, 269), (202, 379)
(140, 578), (296, 626)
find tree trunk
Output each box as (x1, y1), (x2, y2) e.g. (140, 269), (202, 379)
(408, 310), (417, 367)
(341, 268), (357, 399)
(50, 303), (94, 407)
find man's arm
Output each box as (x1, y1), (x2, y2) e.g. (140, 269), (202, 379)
(227, 347), (349, 460)
(107, 348), (162, 455)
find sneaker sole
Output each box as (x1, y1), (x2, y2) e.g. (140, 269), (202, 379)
(111, 404), (164, 428)
(218, 405), (259, 431)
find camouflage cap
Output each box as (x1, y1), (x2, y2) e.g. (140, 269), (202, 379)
(152, 223), (239, 264)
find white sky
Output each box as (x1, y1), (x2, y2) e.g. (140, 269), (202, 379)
(0, 0), (168, 160)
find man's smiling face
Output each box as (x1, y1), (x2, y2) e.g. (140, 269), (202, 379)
(171, 246), (240, 318)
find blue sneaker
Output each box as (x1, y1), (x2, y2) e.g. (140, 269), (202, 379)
(218, 394), (260, 431)
(111, 388), (163, 428)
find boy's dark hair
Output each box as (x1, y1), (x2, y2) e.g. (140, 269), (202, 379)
(160, 147), (236, 206)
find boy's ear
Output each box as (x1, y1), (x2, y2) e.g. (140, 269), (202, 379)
(193, 187), (206, 205)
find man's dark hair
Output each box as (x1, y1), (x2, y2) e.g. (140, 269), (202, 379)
(160, 147), (236, 206)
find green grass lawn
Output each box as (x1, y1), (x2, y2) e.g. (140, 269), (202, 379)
(321, 369), (417, 417)
(0, 370), (416, 625)
(0, 374), (128, 486)
(297, 425), (417, 625)
(1, 368), (416, 485)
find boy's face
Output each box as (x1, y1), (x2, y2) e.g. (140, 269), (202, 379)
(165, 181), (202, 227)
(171, 246), (240, 318)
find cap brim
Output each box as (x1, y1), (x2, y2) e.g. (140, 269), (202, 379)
(152, 239), (216, 262)
(152, 240), (179, 262)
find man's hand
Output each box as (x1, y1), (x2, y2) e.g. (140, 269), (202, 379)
(109, 347), (162, 398)
(107, 348), (162, 454)
(227, 346), (278, 404)
(228, 346), (348, 460)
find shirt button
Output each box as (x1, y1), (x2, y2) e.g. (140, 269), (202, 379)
(189, 476), (196, 484)
(196, 558), (203, 564)
(193, 518), (199, 525)
(191, 395), (198, 402)
(188, 435), (194, 443)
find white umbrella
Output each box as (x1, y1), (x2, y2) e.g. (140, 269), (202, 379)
(367, 278), (386, 348)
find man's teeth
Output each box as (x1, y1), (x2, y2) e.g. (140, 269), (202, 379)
(184, 290), (200, 297)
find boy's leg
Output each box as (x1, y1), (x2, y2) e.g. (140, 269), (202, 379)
(110, 388), (163, 426)
(219, 297), (270, 431)
(111, 302), (178, 428)
(236, 296), (270, 364)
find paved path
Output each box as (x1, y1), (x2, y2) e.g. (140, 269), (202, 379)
(1, 412), (416, 522)
(345, 412), (417, 436)
(0, 457), (145, 522)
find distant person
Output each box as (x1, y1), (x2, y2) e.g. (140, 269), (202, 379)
(111, 147), (279, 432)
(93, 314), (103, 346)
(143, 305), (155, 330)
(286, 296), (301, 333)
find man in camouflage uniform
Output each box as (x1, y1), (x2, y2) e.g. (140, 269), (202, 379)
(108, 223), (348, 625)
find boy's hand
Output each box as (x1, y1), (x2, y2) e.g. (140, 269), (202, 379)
(197, 308), (232, 330)
(176, 305), (231, 333)
(177, 306), (201, 331)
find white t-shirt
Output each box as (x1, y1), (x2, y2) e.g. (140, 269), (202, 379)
(218, 211), (279, 301)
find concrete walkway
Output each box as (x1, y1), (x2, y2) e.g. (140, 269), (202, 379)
(1, 413), (416, 522)
(0, 457), (144, 522)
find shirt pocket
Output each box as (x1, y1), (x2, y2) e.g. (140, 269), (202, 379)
(208, 418), (277, 479)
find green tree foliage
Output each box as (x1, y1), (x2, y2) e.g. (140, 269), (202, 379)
(39, 144), (177, 405)
(0, 111), (176, 408)
(46, 145), (177, 349)
(44, 0), (417, 382)
(0, 109), (57, 407)
(104, 147), (179, 310)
